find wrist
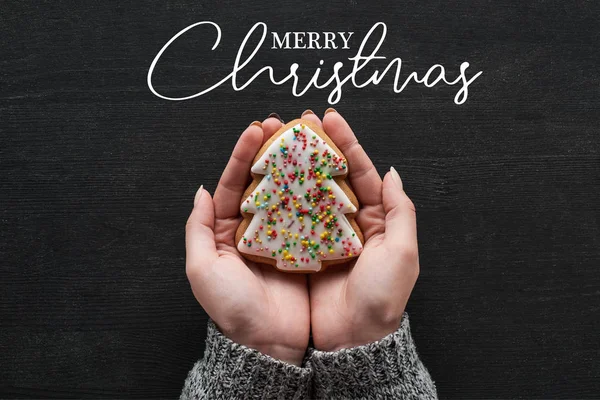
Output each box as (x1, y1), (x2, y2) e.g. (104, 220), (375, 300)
(213, 320), (308, 366)
(226, 331), (307, 366)
(249, 343), (306, 366)
(316, 316), (404, 352)
(188, 320), (312, 400)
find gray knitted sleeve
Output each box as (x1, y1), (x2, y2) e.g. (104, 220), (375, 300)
(180, 320), (312, 400)
(305, 313), (438, 399)
(181, 314), (436, 399)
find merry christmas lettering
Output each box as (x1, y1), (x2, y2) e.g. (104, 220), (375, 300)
(148, 21), (482, 105)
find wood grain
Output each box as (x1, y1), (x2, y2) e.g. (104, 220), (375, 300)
(1, 0), (599, 398)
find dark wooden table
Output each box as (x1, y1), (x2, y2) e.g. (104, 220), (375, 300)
(1, 1), (599, 398)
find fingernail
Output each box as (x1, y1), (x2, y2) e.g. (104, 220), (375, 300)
(250, 121), (262, 127)
(267, 112), (284, 123)
(390, 167), (403, 190)
(324, 107), (337, 115)
(194, 185), (204, 206)
(301, 109), (315, 117)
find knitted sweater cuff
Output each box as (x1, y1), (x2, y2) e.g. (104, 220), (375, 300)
(305, 313), (437, 399)
(181, 320), (312, 400)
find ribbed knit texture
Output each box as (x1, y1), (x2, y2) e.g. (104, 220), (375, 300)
(306, 314), (437, 399)
(180, 320), (312, 400)
(181, 314), (437, 399)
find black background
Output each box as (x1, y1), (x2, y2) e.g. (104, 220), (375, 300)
(1, 1), (599, 398)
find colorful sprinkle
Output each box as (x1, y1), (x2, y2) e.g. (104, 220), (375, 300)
(240, 124), (362, 271)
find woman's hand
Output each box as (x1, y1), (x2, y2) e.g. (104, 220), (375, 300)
(185, 117), (310, 366)
(302, 110), (420, 351)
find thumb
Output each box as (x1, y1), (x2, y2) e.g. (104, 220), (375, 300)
(185, 185), (218, 278)
(382, 167), (418, 251)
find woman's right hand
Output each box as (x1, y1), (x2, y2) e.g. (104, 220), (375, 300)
(302, 109), (420, 351)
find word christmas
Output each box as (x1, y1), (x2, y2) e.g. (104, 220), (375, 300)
(148, 21), (482, 105)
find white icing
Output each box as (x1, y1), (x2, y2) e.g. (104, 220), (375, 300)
(238, 123), (362, 272)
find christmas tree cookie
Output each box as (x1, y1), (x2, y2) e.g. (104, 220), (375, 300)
(235, 119), (364, 273)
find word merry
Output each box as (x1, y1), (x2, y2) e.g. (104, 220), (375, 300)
(271, 31), (354, 49)
(148, 21), (483, 105)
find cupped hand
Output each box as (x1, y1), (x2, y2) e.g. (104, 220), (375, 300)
(302, 110), (420, 351)
(185, 117), (310, 366)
